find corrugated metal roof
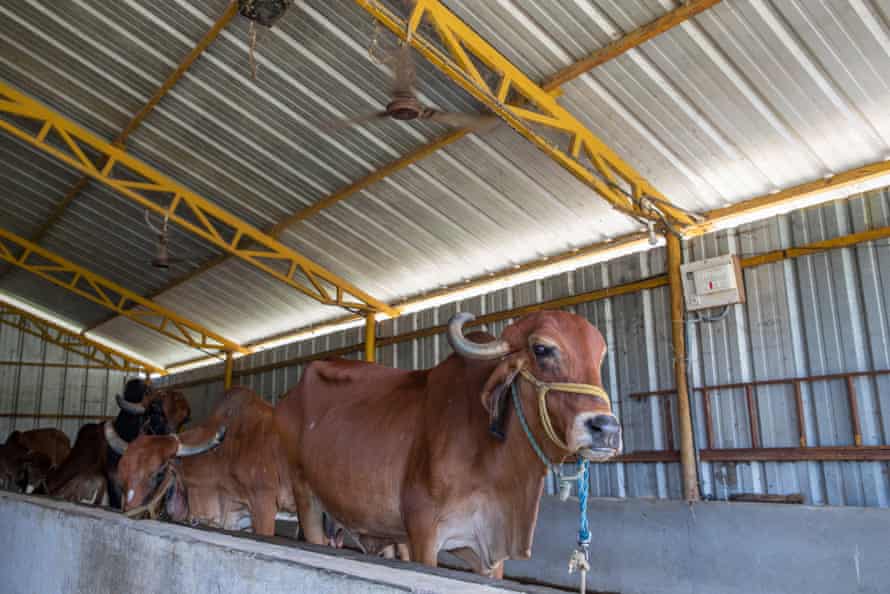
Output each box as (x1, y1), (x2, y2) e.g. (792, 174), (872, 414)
(1, 0), (890, 365)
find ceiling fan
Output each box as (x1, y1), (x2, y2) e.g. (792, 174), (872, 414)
(144, 211), (186, 269)
(331, 41), (496, 132)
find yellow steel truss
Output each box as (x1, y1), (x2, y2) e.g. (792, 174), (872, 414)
(0, 228), (246, 354)
(0, 300), (164, 375)
(0, 82), (398, 317)
(354, 0), (698, 228)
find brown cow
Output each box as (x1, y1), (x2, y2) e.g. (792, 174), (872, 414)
(110, 387), (294, 535)
(279, 311), (621, 576)
(47, 385), (190, 505)
(0, 437), (52, 494)
(6, 428), (71, 467)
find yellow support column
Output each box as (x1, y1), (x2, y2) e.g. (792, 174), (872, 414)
(667, 233), (700, 501)
(224, 352), (234, 389)
(365, 313), (376, 363)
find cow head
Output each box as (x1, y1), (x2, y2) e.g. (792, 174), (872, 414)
(105, 422), (225, 516)
(116, 389), (191, 435)
(448, 311), (621, 461)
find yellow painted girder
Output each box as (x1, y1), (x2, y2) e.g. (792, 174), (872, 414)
(0, 82), (398, 317)
(354, 0), (698, 228)
(0, 228), (246, 355)
(0, 300), (165, 375)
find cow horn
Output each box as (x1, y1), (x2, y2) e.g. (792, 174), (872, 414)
(104, 421), (128, 454)
(447, 312), (511, 360)
(116, 394), (145, 415)
(175, 426), (226, 457)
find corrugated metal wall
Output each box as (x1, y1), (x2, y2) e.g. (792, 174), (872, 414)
(0, 316), (129, 442)
(9, 189), (886, 507)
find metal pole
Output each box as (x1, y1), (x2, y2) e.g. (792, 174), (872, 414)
(365, 313), (376, 363)
(224, 352), (234, 389)
(666, 233), (700, 501)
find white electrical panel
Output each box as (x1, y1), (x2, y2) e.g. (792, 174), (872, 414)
(680, 254), (745, 311)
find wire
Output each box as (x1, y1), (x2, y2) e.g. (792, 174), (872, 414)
(605, 181), (689, 238)
(687, 305), (731, 324)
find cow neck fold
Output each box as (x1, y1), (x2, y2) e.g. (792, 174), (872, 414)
(486, 376), (564, 559)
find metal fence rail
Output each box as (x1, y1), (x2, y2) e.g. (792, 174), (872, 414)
(626, 369), (890, 462)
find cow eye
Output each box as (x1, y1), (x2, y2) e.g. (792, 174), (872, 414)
(532, 344), (555, 358)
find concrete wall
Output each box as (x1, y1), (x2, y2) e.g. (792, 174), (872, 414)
(4, 490), (888, 594)
(0, 492), (542, 594)
(502, 496), (890, 594)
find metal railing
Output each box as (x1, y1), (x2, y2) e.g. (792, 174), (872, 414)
(622, 369), (890, 462)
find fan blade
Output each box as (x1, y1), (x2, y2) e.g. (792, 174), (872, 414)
(392, 43), (416, 97)
(425, 110), (498, 131)
(325, 111), (389, 131)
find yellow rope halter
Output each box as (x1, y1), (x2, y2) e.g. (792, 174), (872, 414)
(517, 367), (611, 452)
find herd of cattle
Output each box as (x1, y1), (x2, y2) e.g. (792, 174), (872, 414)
(0, 311), (622, 577)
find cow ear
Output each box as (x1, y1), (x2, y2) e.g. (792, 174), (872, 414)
(480, 358), (524, 441)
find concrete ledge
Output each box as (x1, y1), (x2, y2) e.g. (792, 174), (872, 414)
(5, 491), (888, 594)
(503, 496), (890, 594)
(0, 492), (544, 594)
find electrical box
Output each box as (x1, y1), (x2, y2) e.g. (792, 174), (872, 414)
(680, 255), (745, 312)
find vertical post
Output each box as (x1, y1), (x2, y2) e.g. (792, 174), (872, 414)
(745, 385), (761, 448)
(365, 313), (376, 363)
(223, 351), (234, 389)
(702, 389), (714, 449)
(792, 381), (807, 447)
(661, 396), (674, 452)
(666, 233), (700, 501)
(845, 375), (862, 446)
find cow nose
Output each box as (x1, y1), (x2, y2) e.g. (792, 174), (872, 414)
(586, 414), (621, 449)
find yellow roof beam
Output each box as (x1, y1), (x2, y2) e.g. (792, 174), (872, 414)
(0, 227), (246, 355)
(354, 0), (699, 228)
(0, 2), (239, 267)
(0, 82), (398, 317)
(694, 158), (890, 236)
(87, 1), (717, 332)
(0, 299), (165, 375)
(540, 0), (722, 90)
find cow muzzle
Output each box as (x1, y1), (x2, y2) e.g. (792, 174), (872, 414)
(572, 413), (622, 460)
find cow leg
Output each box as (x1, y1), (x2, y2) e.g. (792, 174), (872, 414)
(295, 486), (325, 545)
(405, 516), (440, 567)
(249, 492), (276, 536)
(397, 544), (411, 562)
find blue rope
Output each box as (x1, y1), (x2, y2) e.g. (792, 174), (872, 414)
(511, 380), (592, 549)
(511, 380), (554, 472)
(577, 459), (590, 546)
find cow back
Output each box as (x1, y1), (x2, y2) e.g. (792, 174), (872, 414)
(10, 428), (72, 467)
(46, 423), (106, 495)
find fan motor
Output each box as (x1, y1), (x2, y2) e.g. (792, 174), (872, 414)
(238, 0), (291, 27)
